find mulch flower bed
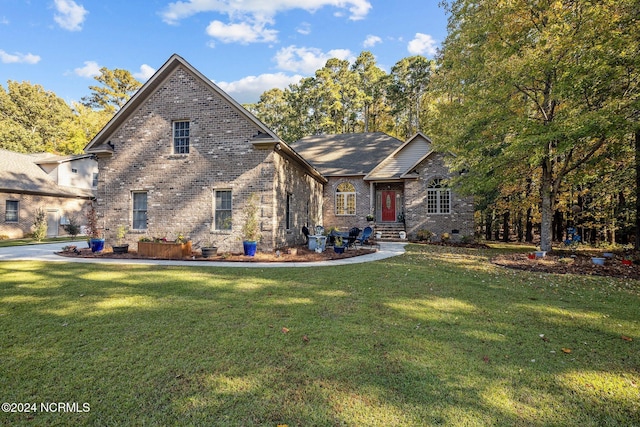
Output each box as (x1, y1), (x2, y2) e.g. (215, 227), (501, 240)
(57, 245), (377, 263)
(493, 252), (640, 280)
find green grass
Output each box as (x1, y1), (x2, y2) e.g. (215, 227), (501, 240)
(1, 244), (639, 426)
(0, 236), (79, 248)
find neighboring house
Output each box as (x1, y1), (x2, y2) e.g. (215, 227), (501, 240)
(0, 150), (97, 238)
(292, 132), (475, 240)
(84, 54), (326, 253)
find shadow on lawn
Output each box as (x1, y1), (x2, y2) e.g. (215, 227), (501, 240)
(0, 250), (639, 425)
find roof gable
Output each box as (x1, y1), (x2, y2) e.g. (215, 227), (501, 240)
(84, 54), (280, 154)
(365, 132), (433, 180)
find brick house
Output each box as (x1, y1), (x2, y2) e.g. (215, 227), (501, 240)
(84, 54), (326, 253)
(0, 150), (97, 238)
(292, 132), (474, 241)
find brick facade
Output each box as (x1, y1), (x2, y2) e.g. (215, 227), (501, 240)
(404, 153), (474, 240)
(321, 176), (373, 232)
(0, 192), (91, 239)
(92, 62), (323, 253)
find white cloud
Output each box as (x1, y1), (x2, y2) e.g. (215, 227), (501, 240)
(133, 64), (156, 81)
(161, 0), (372, 24)
(206, 20), (278, 44)
(296, 22), (311, 35)
(274, 45), (353, 74)
(216, 72), (303, 104)
(53, 0), (88, 32)
(407, 33), (438, 57)
(0, 50), (41, 64)
(363, 34), (381, 48)
(74, 61), (101, 78)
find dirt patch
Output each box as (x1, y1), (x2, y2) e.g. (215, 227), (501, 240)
(493, 252), (640, 280)
(57, 244), (377, 263)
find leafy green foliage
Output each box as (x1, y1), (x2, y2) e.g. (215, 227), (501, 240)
(81, 67), (142, 113)
(31, 208), (47, 241)
(435, 0), (639, 250)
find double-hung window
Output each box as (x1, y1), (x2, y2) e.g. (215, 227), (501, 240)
(427, 179), (451, 214)
(173, 121), (190, 154)
(285, 193), (293, 230)
(5, 200), (18, 222)
(214, 190), (232, 230)
(335, 182), (356, 215)
(132, 192), (148, 230)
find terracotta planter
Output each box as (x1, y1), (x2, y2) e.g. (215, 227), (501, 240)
(138, 241), (192, 259)
(527, 253), (536, 259)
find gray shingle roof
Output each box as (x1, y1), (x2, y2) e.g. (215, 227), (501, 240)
(0, 149), (93, 198)
(291, 132), (403, 176)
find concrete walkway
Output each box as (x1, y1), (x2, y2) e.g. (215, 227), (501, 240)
(0, 241), (407, 268)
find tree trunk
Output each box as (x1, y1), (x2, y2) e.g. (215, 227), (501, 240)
(540, 164), (555, 252)
(502, 211), (510, 242)
(553, 210), (564, 242)
(635, 129), (640, 249)
(485, 210), (493, 241)
(525, 206), (534, 242)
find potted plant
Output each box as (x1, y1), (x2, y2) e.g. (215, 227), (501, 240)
(86, 206), (104, 252)
(112, 224), (129, 254)
(241, 193), (261, 256)
(366, 214), (375, 222)
(201, 239), (218, 258)
(333, 235), (345, 254)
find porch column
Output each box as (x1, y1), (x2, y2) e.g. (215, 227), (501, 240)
(369, 182), (375, 216)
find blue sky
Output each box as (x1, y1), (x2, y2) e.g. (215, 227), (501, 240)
(0, 0), (448, 105)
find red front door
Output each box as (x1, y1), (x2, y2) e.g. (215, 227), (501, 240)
(381, 191), (396, 222)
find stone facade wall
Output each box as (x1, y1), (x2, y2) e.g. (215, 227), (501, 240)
(271, 152), (324, 248)
(404, 153), (474, 240)
(321, 176), (373, 233)
(0, 192), (91, 238)
(95, 65), (322, 253)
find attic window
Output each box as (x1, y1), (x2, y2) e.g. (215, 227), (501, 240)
(71, 168), (78, 174)
(173, 121), (190, 154)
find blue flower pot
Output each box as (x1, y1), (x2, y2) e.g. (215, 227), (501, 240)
(243, 241), (257, 256)
(334, 246), (345, 254)
(90, 238), (105, 253)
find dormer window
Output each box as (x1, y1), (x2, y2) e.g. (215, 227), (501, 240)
(173, 121), (190, 154)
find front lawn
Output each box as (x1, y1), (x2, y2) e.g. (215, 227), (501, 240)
(1, 244), (638, 426)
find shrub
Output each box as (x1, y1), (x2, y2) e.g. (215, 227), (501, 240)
(32, 208), (47, 241)
(416, 229), (434, 241)
(62, 216), (82, 238)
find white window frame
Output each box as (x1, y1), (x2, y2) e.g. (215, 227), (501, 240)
(214, 190), (232, 231)
(427, 178), (451, 214)
(173, 120), (190, 154)
(5, 200), (19, 222)
(335, 182), (356, 216)
(132, 192), (148, 230)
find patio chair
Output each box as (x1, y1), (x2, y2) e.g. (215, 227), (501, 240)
(355, 226), (373, 247)
(302, 225), (310, 243)
(346, 227), (361, 248)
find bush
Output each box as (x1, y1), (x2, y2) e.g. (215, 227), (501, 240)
(32, 208), (47, 241)
(416, 229), (434, 241)
(62, 216), (82, 238)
